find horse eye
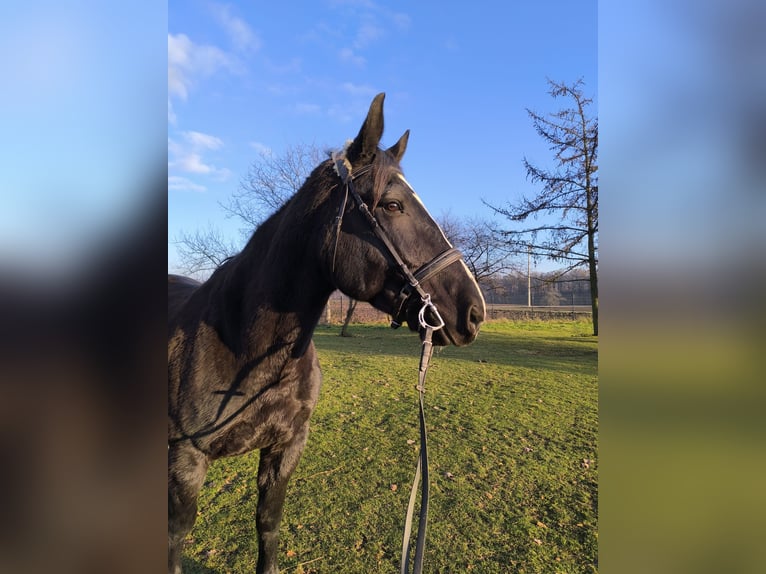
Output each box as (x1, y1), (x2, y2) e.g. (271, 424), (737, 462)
(384, 200), (402, 213)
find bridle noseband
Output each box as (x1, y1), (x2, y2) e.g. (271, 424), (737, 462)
(331, 153), (463, 331)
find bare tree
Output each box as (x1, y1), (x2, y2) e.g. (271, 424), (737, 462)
(339, 299), (358, 337)
(225, 142), (326, 229)
(173, 224), (238, 280)
(487, 79), (598, 334)
(173, 143), (325, 280)
(437, 213), (514, 295)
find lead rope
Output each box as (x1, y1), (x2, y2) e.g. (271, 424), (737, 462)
(329, 151), (447, 573)
(401, 296), (444, 574)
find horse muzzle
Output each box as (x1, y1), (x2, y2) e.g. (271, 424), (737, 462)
(402, 294), (484, 347)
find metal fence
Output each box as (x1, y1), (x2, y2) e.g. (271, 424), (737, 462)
(320, 292), (592, 325)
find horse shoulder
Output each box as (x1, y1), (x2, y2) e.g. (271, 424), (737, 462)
(287, 339), (322, 406)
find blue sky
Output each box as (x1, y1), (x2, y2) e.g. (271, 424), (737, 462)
(1, 2), (165, 275)
(168, 0), (597, 273)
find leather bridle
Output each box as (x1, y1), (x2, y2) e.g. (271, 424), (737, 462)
(331, 154), (464, 332)
(331, 152), (462, 574)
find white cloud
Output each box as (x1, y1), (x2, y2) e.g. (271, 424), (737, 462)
(333, 5), (411, 67)
(250, 141), (273, 156)
(354, 22), (384, 49)
(168, 100), (177, 125)
(168, 176), (206, 193)
(327, 105), (355, 123)
(339, 47), (366, 67)
(341, 82), (377, 97)
(183, 130), (223, 150)
(211, 3), (260, 52)
(213, 167), (233, 181)
(168, 132), (230, 183)
(173, 152), (214, 174)
(168, 33), (231, 101)
(391, 12), (411, 31)
(168, 33), (238, 125)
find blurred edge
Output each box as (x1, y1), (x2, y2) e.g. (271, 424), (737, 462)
(600, 1), (765, 574)
(2, 1), (765, 573)
(0, 180), (167, 574)
(0, 2), (166, 573)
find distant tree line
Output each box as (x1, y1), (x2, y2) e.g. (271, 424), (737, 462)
(481, 268), (592, 307)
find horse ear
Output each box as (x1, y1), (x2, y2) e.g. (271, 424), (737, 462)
(346, 93), (385, 165)
(387, 129), (409, 162)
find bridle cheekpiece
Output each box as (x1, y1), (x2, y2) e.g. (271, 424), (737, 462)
(330, 149), (462, 332)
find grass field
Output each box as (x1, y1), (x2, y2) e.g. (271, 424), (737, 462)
(182, 320), (598, 573)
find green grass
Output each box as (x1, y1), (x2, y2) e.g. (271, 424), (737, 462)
(183, 320), (598, 573)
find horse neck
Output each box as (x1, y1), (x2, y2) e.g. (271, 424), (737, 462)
(204, 184), (335, 357)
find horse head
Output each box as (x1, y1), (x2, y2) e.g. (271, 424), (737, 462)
(325, 93), (485, 346)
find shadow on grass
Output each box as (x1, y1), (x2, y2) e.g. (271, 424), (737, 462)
(315, 324), (596, 365)
(182, 556), (219, 574)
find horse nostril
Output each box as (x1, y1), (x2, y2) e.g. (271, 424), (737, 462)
(467, 304), (484, 334)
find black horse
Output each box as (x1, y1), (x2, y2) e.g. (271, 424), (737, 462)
(168, 93), (485, 574)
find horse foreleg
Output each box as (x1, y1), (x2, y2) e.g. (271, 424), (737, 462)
(255, 424), (309, 574)
(168, 444), (209, 574)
